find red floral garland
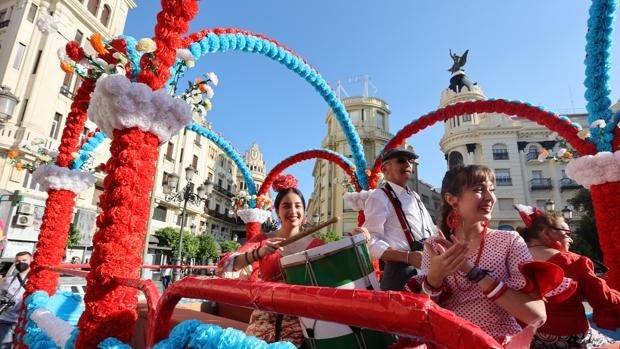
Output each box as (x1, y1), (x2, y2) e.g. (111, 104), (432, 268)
(136, 0), (199, 90)
(56, 78), (96, 168)
(77, 128), (159, 347)
(590, 181), (620, 289)
(368, 100), (597, 188)
(258, 150), (359, 196)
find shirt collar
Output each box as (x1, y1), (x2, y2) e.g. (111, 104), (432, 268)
(387, 180), (410, 195)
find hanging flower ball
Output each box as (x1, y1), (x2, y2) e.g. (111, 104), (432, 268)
(206, 72), (219, 86)
(7, 149), (20, 159)
(537, 149), (549, 162)
(15, 163), (23, 171)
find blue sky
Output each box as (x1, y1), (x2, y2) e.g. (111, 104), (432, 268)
(125, 1), (619, 197)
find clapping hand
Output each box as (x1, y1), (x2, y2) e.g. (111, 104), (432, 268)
(425, 231), (470, 288)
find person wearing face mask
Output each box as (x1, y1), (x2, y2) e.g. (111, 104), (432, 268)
(515, 205), (619, 348)
(362, 148), (436, 291)
(0, 251), (31, 348)
(217, 174), (325, 347)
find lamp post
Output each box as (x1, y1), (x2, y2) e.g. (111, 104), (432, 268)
(544, 199), (555, 212)
(0, 86), (19, 125)
(561, 206), (573, 222)
(165, 165), (213, 282)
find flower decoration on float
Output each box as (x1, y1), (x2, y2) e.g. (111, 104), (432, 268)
(177, 72), (219, 119)
(231, 190), (272, 213)
(7, 138), (57, 173)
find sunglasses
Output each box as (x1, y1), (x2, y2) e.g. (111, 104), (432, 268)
(549, 226), (572, 236)
(395, 157), (414, 164)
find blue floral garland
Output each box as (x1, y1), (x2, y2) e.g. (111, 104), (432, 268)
(169, 32), (368, 189)
(187, 122), (257, 195)
(152, 319), (295, 349)
(584, 0), (618, 151)
(70, 130), (108, 170)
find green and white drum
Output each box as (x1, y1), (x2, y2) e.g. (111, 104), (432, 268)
(280, 234), (393, 349)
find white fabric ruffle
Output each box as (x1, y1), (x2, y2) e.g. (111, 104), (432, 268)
(565, 151), (620, 188)
(33, 165), (96, 194)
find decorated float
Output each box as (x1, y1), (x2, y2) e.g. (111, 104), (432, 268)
(11, 0), (620, 348)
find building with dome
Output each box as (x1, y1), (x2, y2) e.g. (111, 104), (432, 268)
(439, 61), (584, 230)
(307, 95), (441, 235)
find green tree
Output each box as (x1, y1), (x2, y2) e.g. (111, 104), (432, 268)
(66, 223), (81, 247)
(313, 230), (342, 243)
(568, 188), (603, 261)
(220, 240), (241, 253)
(154, 226), (199, 261)
(196, 233), (221, 262)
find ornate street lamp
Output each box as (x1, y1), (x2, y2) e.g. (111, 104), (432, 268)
(165, 165), (214, 282)
(544, 199), (555, 212)
(561, 206), (574, 222)
(0, 86), (20, 124)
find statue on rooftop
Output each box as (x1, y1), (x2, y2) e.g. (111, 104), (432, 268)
(449, 49), (469, 73)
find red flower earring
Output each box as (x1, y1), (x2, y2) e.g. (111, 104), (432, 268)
(446, 209), (462, 230)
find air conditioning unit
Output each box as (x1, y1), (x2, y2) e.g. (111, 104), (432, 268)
(17, 203), (34, 215)
(15, 214), (34, 227)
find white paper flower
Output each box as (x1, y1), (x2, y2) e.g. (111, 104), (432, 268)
(577, 129), (591, 140)
(207, 72), (219, 86)
(590, 119), (606, 128)
(36, 15), (59, 34)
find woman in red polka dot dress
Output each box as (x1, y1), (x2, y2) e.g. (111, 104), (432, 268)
(404, 165), (572, 345)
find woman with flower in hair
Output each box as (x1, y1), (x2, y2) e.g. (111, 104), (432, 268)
(402, 165), (573, 345)
(515, 205), (619, 348)
(217, 174), (324, 347)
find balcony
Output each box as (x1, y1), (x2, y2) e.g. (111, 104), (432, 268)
(492, 150), (509, 160)
(207, 209), (242, 225)
(530, 178), (552, 190)
(560, 177), (580, 191)
(526, 151), (539, 161)
(496, 177), (512, 186)
(59, 85), (74, 99)
(213, 184), (234, 198)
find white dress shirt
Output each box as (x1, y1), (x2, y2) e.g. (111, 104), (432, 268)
(363, 181), (436, 260)
(0, 271), (28, 323)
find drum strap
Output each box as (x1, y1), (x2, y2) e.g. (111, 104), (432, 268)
(351, 326), (368, 349)
(381, 184), (424, 251)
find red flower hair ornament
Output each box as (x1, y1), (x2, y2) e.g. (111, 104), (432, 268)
(514, 203), (544, 227)
(272, 174), (298, 192)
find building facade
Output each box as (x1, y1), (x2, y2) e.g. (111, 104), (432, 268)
(439, 69), (583, 230)
(0, 0), (266, 260)
(307, 96), (441, 235)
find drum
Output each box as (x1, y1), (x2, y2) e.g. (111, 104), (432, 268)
(280, 234), (393, 349)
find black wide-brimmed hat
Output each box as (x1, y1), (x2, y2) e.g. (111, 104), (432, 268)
(381, 148), (419, 162)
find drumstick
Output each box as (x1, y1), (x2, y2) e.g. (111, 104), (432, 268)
(279, 217), (339, 247)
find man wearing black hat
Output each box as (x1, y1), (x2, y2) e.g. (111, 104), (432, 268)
(363, 148), (435, 291)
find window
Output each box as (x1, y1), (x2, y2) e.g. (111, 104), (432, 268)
(376, 111), (385, 129)
(31, 50), (42, 74)
(165, 142), (173, 160)
(531, 170), (543, 179)
(495, 169), (512, 186)
(0, 9), (7, 22)
(12, 43), (26, 70)
(179, 148), (184, 163)
(74, 30), (84, 44)
(92, 185), (103, 206)
(462, 114), (472, 122)
(50, 113), (62, 139)
(192, 155), (198, 169)
(492, 144), (509, 160)
(194, 134), (201, 146)
(535, 200), (547, 211)
(349, 110), (361, 124)
(100, 4), (110, 26)
(497, 198), (513, 211)
(152, 205), (167, 222)
(526, 145), (539, 161)
(23, 172), (41, 191)
(448, 151), (464, 169)
(72, 75), (83, 95)
(215, 204), (221, 214)
(87, 0), (99, 15)
(27, 4), (38, 22)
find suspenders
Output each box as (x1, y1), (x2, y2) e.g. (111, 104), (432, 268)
(381, 183), (425, 251)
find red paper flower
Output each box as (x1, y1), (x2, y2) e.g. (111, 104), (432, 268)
(65, 41), (85, 61)
(272, 174), (298, 192)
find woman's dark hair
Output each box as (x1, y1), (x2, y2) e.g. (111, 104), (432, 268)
(439, 165), (495, 240)
(274, 187), (306, 212)
(516, 211), (564, 242)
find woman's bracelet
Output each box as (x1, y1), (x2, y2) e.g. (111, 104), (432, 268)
(482, 279), (500, 295)
(406, 251), (411, 264)
(252, 248), (261, 261)
(489, 283), (509, 302)
(421, 277), (442, 297)
(485, 281), (506, 300)
(466, 266), (490, 282)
